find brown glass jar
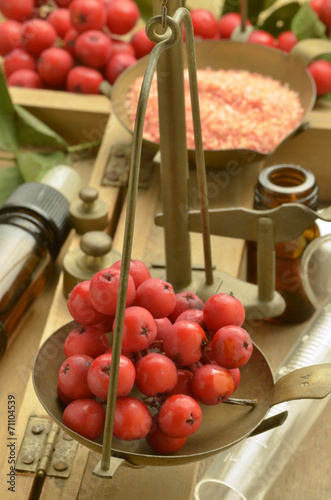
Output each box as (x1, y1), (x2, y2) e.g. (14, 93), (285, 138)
(246, 164), (320, 324)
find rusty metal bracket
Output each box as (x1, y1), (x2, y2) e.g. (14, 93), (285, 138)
(16, 416), (78, 479)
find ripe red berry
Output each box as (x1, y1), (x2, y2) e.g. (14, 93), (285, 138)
(106, 0), (140, 36)
(0, 0), (34, 22)
(63, 27), (79, 56)
(67, 280), (109, 326)
(319, 0), (331, 27)
(3, 48), (36, 78)
(7, 69), (43, 89)
(154, 316), (172, 341)
(57, 383), (74, 406)
(307, 59), (331, 96)
(21, 19), (57, 55)
(190, 8), (218, 39)
(310, 0), (324, 14)
(147, 417), (187, 454)
(248, 30), (275, 47)
(175, 308), (206, 330)
(135, 278), (176, 319)
(135, 353), (178, 396)
(158, 394), (202, 438)
(164, 368), (194, 398)
(110, 38), (136, 58)
(64, 325), (109, 358)
(87, 352), (136, 399)
(89, 268), (136, 316)
(55, 0), (74, 6)
(69, 0), (106, 33)
(110, 258), (151, 289)
(0, 20), (22, 56)
(163, 320), (207, 366)
(66, 65), (103, 94)
(229, 367), (241, 391)
(63, 398), (105, 440)
(58, 354), (94, 400)
(130, 28), (155, 59)
(113, 397), (152, 440)
(168, 291), (204, 323)
(120, 305), (157, 352)
(210, 325), (253, 368)
(74, 29), (113, 69)
(203, 292), (245, 334)
(104, 51), (137, 84)
(277, 30), (298, 52)
(37, 47), (74, 87)
(218, 12), (251, 39)
(191, 364), (235, 405)
(47, 8), (72, 39)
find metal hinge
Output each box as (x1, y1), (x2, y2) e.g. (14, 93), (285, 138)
(16, 416), (78, 479)
(102, 142), (155, 188)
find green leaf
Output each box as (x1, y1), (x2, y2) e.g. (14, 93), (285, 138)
(258, 2), (301, 36)
(221, 0), (277, 25)
(135, 0), (153, 21)
(291, 2), (327, 40)
(317, 53), (331, 62)
(16, 150), (72, 183)
(15, 104), (69, 149)
(0, 166), (23, 207)
(0, 68), (18, 152)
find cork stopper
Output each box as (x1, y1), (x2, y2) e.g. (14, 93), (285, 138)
(69, 187), (109, 234)
(62, 231), (121, 297)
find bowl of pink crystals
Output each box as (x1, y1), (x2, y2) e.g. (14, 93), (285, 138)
(111, 40), (315, 167)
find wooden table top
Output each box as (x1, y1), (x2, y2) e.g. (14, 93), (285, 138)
(0, 114), (330, 500)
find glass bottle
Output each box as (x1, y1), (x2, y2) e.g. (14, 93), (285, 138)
(246, 164), (319, 324)
(0, 182), (72, 358)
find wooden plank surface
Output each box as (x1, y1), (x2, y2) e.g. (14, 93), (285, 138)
(10, 87), (111, 146)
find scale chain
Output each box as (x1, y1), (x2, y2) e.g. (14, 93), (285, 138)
(161, 0), (168, 28)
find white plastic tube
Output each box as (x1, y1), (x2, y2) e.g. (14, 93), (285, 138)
(194, 294), (331, 500)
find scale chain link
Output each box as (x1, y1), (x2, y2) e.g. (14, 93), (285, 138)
(161, 0), (168, 28)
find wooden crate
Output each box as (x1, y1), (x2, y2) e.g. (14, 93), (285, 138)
(10, 87), (111, 146)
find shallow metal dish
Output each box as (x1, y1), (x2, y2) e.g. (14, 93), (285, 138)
(33, 321), (331, 467)
(111, 40), (315, 167)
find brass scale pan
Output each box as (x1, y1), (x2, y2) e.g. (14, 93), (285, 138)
(33, 39), (331, 467)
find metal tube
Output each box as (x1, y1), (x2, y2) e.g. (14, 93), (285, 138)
(176, 8), (214, 286)
(153, 0), (192, 289)
(257, 217), (275, 302)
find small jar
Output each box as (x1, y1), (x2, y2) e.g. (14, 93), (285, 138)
(246, 164), (320, 324)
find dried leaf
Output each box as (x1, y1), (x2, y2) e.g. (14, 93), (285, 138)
(0, 69), (18, 152)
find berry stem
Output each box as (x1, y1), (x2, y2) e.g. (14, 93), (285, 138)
(223, 397), (257, 406)
(67, 139), (101, 153)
